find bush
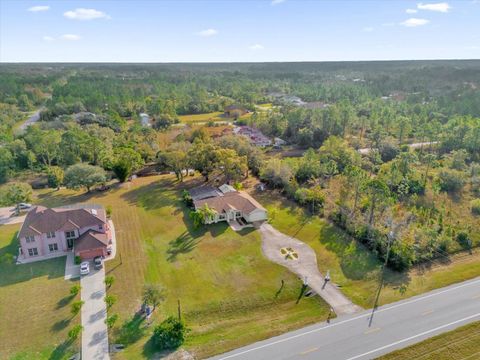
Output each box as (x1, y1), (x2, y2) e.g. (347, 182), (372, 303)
(71, 300), (85, 316)
(74, 256), (81, 265)
(106, 205), (112, 218)
(105, 275), (115, 288)
(105, 294), (117, 309)
(152, 316), (188, 350)
(70, 284), (81, 296)
(471, 199), (480, 215)
(438, 169), (466, 193)
(456, 232), (472, 249)
(105, 314), (119, 329)
(68, 325), (83, 341)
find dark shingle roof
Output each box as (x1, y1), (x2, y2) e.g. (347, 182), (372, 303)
(19, 206), (107, 238)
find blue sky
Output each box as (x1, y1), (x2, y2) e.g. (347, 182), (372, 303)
(1, 0), (479, 62)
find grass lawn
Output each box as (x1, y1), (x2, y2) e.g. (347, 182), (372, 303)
(0, 224), (80, 360)
(256, 190), (480, 308)
(178, 112), (225, 124)
(34, 176), (330, 359)
(378, 321), (480, 360)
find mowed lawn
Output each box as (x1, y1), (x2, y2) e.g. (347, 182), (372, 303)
(256, 191), (480, 308)
(35, 176), (330, 359)
(0, 224), (80, 360)
(178, 111), (252, 124)
(378, 321), (480, 360)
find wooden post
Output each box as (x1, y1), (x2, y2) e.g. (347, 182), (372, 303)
(177, 299), (181, 321)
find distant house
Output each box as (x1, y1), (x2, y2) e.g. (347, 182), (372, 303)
(233, 125), (272, 147)
(17, 205), (112, 263)
(140, 113), (151, 127)
(224, 105), (248, 118)
(190, 185), (267, 225)
(274, 137), (287, 147)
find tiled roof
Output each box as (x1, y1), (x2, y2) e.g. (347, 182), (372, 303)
(194, 191), (266, 215)
(19, 206), (107, 238)
(75, 230), (109, 252)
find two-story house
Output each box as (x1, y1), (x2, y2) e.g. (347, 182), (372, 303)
(17, 205), (112, 263)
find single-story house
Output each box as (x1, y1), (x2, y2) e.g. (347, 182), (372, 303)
(17, 205), (112, 262)
(191, 185), (267, 224)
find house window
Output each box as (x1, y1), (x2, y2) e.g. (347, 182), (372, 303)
(218, 214), (226, 220)
(65, 231), (76, 239)
(28, 248), (38, 256)
(48, 243), (59, 252)
(46, 232), (56, 238)
(99, 224), (103, 230)
(25, 235), (35, 243)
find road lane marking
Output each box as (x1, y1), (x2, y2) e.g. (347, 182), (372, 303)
(300, 347), (319, 355)
(421, 310), (434, 316)
(344, 312), (480, 360)
(364, 327), (381, 334)
(472, 294), (480, 299)
(216, 277), (480, 359)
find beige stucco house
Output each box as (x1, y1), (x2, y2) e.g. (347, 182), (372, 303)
(17, 205), (112, 262)
(190, 185), (268, 225)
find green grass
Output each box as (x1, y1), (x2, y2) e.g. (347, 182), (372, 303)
(35, 176), (330, 359)
(0, 224), (80, 360)
(378, 321), (480, 360)
(178, 112), (225, 124)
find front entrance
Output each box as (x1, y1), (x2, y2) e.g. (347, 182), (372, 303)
(67, 238), (74, 250)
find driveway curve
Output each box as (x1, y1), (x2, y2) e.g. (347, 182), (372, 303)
(259, 223), (361, 315)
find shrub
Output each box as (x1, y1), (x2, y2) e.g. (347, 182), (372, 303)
(68, 325), (83, 341)
(456, 232), (472, 249)
(152, 316), (188, 350)
(74, 256), (81, 265)
(106, 205), (112, 218)
(71, 300), (85, 316)
(105, 275), (115, 288)
(105, 314), (119, 329)
(471, 199), (480, 215)
(70, 284), (81, 296)
(105, 294), (117, 309)
(438, 169), (466, 193)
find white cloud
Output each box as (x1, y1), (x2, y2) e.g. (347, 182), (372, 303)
(271, 0), (286, 5)
(60, 34), (81, 41)
(417, 2), (451, 12)
(28, 5), (50, 12)
(197, 29), (218, 37)
(406, 8), (418, 13)
(400, 18), (430, 27)
(64, 8), (110, 21)
(362, 26), (374, 32)
(43, 36), (54, 42)
(250, 44), (264, 50)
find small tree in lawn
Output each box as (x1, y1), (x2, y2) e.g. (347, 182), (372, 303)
(70, 284), (81, 296)
(104, 294), (117, 310)
(105, 314), (119, 329)
(104, 275), (115, 289)
(190, 204), (216, 228)
(152, 316), (188, 350)
(47, 166), (64, 190)
(71, 300), (85, 316)
(3, 182), (32, 215)
(64, 163), (106, 193)
(142, 284), (166, 312)
(68, 325), (83, 341)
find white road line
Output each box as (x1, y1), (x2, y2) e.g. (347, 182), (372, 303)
(344, 312), (480, 360)
(216, 277), (480, 360)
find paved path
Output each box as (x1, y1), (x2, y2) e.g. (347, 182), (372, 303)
(64, 252), (80, 280)
(0, 207), (26, 225)
(259, 223), (361, 315)
(210, 276), (480, 360)
(81, 263), (110, 360)
(358, 141), (439, 155)
(19, 109), (42, 130)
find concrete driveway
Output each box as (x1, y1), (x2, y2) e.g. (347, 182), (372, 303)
(0, 207), (26, 225)
(259, 223), (361, 315)
(81, 263), (110, 360)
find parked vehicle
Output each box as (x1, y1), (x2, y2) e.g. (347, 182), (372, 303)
(18, 203), (32, 210)
(107, 246), (113, 256)
(94, 256), (103, 270)
(80, 261), (90, 275)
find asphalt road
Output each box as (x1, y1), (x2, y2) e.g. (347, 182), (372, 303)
(210, 277), (480, 360)
(19, 109), (42, 130)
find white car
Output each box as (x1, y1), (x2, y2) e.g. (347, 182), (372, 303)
(80, 261), (90, 275)
(18, 203), (32, 210)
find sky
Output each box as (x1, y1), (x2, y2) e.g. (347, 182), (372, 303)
(0, 0), (479, 62)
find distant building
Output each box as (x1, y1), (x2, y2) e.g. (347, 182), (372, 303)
(233, 125), (272, 147)
(139, 113), (151, 127)
(224, 105), (248, 118)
